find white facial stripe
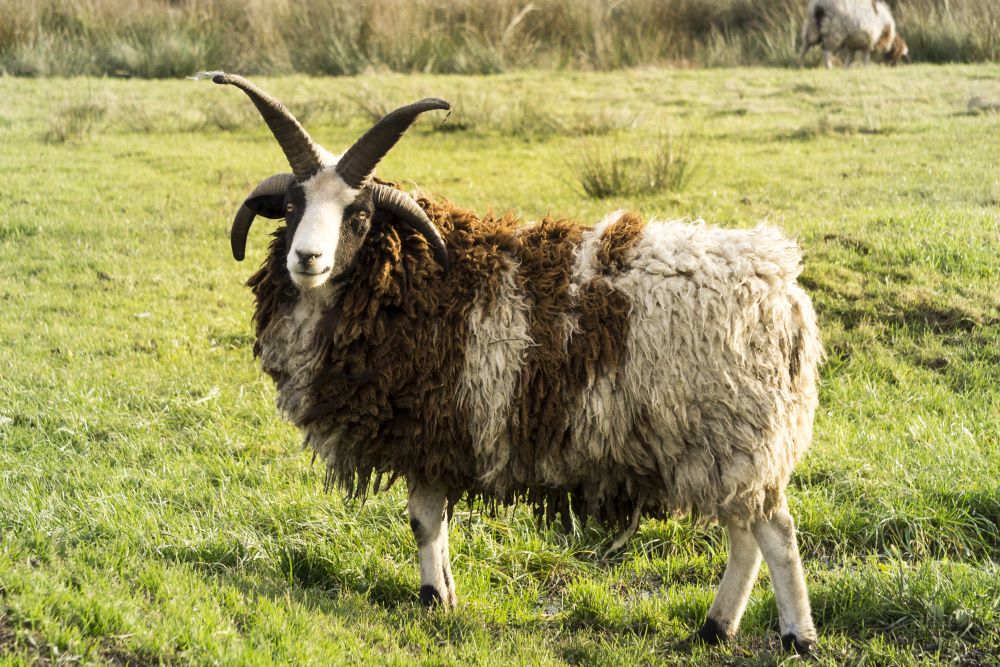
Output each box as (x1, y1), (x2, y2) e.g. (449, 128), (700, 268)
(287, 169), (360, 289)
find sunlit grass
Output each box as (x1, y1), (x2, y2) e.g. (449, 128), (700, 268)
(0, 66), (998, 665)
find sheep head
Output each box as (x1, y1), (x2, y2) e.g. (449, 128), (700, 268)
(203, 72), (450, 290)
(885, 34), (910, 66)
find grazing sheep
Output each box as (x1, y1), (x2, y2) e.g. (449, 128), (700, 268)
(800, 0), (910, 68)
(199, 72), (823, 653)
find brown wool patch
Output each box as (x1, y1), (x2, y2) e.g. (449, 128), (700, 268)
(595, 211), (646, 275)
(875, 25), (893, 52)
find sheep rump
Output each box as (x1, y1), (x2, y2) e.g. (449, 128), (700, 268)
(249, 192), (821, 530)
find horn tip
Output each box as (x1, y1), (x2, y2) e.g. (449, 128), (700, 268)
(425, 97), (451, 111)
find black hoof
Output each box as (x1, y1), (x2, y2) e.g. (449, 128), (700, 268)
(419, 584), (443, 608)
(695, 618), (731, 645)
(781, 633), (816, 655)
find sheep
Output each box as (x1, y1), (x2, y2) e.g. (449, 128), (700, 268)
(800, 0), (910, 68)
(198, 72), (824, 654)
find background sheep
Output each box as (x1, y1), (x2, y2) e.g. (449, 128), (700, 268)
(801, 0), (910, 68)
(203, 73), (823, 654)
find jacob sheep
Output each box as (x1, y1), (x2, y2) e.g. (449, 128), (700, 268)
(198, 72), (824, 653)
(800, 0), (909, 68)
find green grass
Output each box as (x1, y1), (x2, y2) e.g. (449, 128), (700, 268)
(572, 134), (695, 198)
(1, 65), (999, 665)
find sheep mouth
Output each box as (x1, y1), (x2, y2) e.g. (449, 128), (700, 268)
(292, 266), (332, 277)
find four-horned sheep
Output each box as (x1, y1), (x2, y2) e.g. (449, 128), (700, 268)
(800, 0), (909, 68)
(199, 72), (824, 654)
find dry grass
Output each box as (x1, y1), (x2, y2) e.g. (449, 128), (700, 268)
(0, 0), (997, 77)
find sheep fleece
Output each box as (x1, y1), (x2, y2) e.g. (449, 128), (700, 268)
(248, 195), (821, 529)
(805, 0), (896, 54)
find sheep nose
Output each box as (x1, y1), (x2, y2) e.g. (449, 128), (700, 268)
(296, 249), (321, 265)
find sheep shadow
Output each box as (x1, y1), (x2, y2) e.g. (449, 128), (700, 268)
(162, 540), (417, 611)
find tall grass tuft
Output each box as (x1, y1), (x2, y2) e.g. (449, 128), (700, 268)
(1, 0), (998, 77)
(43, 93), (108, 143)
(573, 134), (695, 199)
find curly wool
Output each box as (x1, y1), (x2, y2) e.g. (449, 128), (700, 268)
(248, 194), (821, 530)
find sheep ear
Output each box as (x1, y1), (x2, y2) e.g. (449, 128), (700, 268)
(231, 173), (295, 261)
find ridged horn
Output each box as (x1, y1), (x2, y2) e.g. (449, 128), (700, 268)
(231, 173), (295, 261)
(336, 98), (451, 189)
(205, 72), (324, 180)
(372, 184), (449, 269)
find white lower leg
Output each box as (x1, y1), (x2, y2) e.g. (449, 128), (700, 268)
(439, 533), (457, 607)
(407, 480), (456, 608)
(698, 522), (762, 643)
(752, 504), (816, 652)
(823, 49), (833, 68)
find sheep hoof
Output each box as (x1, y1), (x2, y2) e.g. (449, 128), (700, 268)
(781, 633), (816, 655)
(419, 584), (443, 608)
(695, 618), (732, 645)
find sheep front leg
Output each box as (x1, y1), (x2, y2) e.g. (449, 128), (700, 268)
(697, 522), (762, 644)
(823, 49), (834, 69)
(407, 480), (457, 609)
(751, 503), (817, 654)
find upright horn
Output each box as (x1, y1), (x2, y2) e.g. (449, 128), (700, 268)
(203, 72), (324, 180)
(336, 98), (450, 189)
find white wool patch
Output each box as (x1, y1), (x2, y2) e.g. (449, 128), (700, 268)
(609, 222), (818, 520)
(568, 212), (618, 291)
(456, 257), (532, 486)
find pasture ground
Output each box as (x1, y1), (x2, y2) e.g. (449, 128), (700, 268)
(0, 66), (999, 665)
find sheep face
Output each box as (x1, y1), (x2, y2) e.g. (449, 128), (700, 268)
(282, 170), (371, 290)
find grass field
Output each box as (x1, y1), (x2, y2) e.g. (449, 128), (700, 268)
(1, 65), (999, 665)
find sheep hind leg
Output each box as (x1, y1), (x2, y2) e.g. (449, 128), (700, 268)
(751, 503), (817, 654)
(407, 480), (457, 609)
(696, 522), (762, 644)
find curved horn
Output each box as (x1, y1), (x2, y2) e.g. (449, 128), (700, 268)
(232, 173), (295, 261)
(336, 98), (450, 189)
(207, 72), (324, 180)
(372, 184), (449, 269)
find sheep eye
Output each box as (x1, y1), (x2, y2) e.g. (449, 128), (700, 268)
(285, 202), (295, 214)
